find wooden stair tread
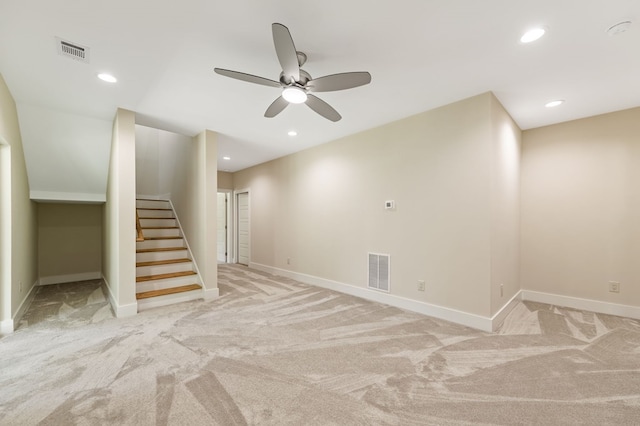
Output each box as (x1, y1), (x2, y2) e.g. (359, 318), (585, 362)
(142, 236), (183, 240)
(136, 284), (202, 300)
(136, 258), (191, 267)
(137, 198), (170, 202)
(141, 226), (179, 229)
(136, 208), (172, 211)
(138, 216), (175, 220)
(136, 271), (196, 282)
(137, 247), (186, 253)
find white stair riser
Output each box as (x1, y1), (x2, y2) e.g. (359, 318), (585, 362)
(137, 290), (202, 311)
(136, 275), (201, 292)
(136, 249), (189, 263)
(136, 262), (194, 277)
(139, 218), (177, 228)
(142, 228), (181, 238)
(136, 200), (171, 209)
(137, 209), (174, 218)
(137, 238), (185, 250)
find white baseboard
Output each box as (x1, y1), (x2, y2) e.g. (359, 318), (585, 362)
(102, 274), (138, 318)
(250, 262), (495, 332)
(0, 280), (39, 335)
(39, 272), (102, 286)
(203, 287), (219, 300)
(0, 319), (13, 335)
(521, 290), (640, 321)
(490, 291), (523, 331)
(13, 280), (39, 329)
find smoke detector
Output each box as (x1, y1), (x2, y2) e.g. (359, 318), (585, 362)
(55, 37), (90, 63)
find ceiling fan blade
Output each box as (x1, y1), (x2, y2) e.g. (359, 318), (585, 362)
(214, 68), (281, 88)
(264, 96), (289, 118)
(307, 72), (372, 92)
(305, 94), (341, 122)
(272, 23), (300, 83)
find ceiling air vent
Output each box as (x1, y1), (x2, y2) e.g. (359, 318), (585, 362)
(56, 37), (90, 63)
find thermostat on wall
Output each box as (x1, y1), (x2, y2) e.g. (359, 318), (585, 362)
(385, 200), (395, 210)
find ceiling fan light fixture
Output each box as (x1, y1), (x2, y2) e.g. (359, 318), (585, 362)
(282, 86), (307, 104)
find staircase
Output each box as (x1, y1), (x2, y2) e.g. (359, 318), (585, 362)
(136, 199), (203, 310)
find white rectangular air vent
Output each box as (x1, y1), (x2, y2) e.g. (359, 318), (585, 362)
(56, 37), (90, 63)
(368, 252), (390, 292)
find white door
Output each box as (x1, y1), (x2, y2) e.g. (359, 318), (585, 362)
(236, 192), (250, 266)
(216, 192), (227, 263)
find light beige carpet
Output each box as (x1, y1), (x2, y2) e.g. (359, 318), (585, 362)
(1, 264), (640, 425)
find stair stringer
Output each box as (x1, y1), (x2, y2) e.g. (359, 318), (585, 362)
(167, 199), (206, 289)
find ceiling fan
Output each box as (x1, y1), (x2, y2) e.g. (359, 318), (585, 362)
(214, 23), (371, 122)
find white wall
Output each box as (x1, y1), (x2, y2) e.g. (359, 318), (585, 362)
(0, 73), (38, 334)
(102, 108), (137, 317)
(17, 103), (112, 202)
(135, 125), (192, 199)
(521, 107), (640, 309)
(233, 93), (520, 323)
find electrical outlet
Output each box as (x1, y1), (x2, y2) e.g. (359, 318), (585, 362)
(417, 280), (425, 291)
(19, 281), (23, 293)
(609, 281), (620, 293)
(500, 284), (504, 297)
(287, 257), (291, 265)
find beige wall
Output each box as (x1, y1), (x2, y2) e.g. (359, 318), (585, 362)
(38, 203), (102, 282)
(170, 130), (218, 298)
(0, 73), (38, 333)
(218, 171), (233, 189)
(521, 107), (640, 307)
(135, 125), (193, 199)
(489, 94), (521, 315)
(234, 93), (520, 318)
(103, 108), (137, 316)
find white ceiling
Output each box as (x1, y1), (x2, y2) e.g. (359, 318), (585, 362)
(1, 0), (639, 188)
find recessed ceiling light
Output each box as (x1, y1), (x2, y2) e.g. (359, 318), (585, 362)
(545, 100), (564, 108)
(288, 130), (298, 136)
(223, 156), (231, 160)
(520, 27), (546, 43)
(607, 21), (632, 36)
(97, 73), (117, 83)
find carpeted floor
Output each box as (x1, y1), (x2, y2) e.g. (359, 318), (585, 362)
(1, 264), (640, 425)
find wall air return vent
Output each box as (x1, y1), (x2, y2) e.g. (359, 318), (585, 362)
(56, 37), (90, 63)
(368, 252), (390, 292)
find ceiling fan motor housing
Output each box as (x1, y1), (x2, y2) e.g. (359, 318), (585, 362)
(280, 69), (311, 86)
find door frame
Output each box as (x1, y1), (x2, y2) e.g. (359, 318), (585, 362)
(234, 189), (250, 266)
(217, 189), (233, 263)
(0, 137), (12, 333)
